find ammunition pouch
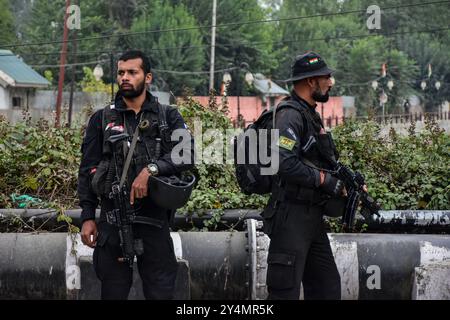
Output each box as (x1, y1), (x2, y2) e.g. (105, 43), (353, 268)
(91, 159), (112, 196)
(317, 132), (338, 162)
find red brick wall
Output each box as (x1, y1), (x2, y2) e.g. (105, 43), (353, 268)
(188, 96), (344, 127)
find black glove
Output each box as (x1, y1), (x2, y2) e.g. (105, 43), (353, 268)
(320, 173), (344, 197)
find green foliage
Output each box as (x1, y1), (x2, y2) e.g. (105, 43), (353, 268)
(0, 97), (448, 232)
(43, 70), (54, 84)
(129, 1), (206, 95)
(274, 0), (426, 115)
(16, 0), (120, 86)
(80, 66), (118, 95)
(176, 94), (268, 228)
(8, 0), (449, 105)
(332, 118), (450, 211)
(174, 0), (279, 95)
(0, 115), (82, 209)
(0, 0), (16, 45)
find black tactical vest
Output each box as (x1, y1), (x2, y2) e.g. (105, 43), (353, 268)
(91, 102), (173, 196)
(273, 98), (340, 206)
(285, 98), (339, 170)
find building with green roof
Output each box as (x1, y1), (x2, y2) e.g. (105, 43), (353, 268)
(0, 50), (50, 110)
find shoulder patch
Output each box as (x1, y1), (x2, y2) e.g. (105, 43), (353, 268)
(277, 135), (296, 151)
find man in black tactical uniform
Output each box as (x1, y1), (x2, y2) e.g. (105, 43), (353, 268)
(77, 50), (194, 300)
(262, 52), (344, 300)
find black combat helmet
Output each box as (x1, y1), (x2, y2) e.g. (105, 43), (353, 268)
(148, 173), (196, 210)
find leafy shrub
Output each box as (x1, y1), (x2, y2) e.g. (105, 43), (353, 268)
(332, 117), (449, 210)
(0, 97), (448, 232)
(177, 93), (268, 228)
(0, 116), (82, 209)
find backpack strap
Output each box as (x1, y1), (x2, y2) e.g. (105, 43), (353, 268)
(272, 100), (305, 128)
(273, 99), (317, 137)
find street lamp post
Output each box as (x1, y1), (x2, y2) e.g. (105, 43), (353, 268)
(222, 62), (254, 128)
(421, 79), (441, 113)
(94, 52), (115, 101)
(371, 76), (394, 122)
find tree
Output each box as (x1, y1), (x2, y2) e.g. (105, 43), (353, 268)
(0, 0), (17, 45)
(273, 0), (445, 115)
(171, 0), (279, 95)
(128, 1), (206, 95)
(80, 66), (117, 95)
(343, 0), (450, 113)
(18, 0), (121, 88)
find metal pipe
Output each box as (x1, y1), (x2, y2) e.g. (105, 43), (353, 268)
(2, 209), (450, 232)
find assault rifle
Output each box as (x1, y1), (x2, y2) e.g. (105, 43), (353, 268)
(332, 161), (381, 231)
(106, 133), (163, 267)
(301, 135), (381, 231)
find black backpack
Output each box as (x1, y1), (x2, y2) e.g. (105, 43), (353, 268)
(233, 100), (305, 195)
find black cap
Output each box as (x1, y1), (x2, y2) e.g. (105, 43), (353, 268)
(285, 52), (334, 82)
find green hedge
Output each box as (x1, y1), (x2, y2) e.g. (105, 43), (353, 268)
(0, 99), (448, 219)
(332, 118), (449, 211)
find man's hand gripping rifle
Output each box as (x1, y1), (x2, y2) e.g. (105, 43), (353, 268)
(332, 161), (381, 231)
(301, 135), (381, 231)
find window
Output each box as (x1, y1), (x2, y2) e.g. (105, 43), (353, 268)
(12, 97), (21, 108)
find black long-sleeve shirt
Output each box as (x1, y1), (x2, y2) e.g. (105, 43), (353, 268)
(77, 92), (194, 222)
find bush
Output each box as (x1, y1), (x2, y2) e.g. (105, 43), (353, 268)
(0, 116), (82, 209)
(0, 98), (448, 232)
(176, 94), (268, 228)
(332, 117), (449, 210)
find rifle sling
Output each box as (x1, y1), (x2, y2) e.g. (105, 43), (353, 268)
(301, 157), (335, 174)
(119, 115), (142, 189)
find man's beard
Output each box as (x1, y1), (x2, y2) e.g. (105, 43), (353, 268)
(120, 80), (146, 98)
(312, 88), (330, 103)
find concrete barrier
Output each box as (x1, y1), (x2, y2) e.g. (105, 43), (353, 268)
(1, 228), (450, 299)
(412, 261), (450, 300)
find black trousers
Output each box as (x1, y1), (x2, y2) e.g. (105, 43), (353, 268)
(93, 221), (178, 300)
(263, 201), (341, 300)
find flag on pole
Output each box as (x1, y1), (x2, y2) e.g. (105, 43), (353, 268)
(220, 82), (226, 96)
(381, 63), (387, 77)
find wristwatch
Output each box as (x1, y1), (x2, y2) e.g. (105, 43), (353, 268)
(146, 163), (159, 176)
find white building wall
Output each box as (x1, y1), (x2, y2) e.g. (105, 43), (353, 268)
(0, 86), (9, 110)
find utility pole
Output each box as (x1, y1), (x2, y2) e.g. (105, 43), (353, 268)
(55, 0), (71, 127)
(68, 0), (78, 127)
(209, 0), (217, 92)
(110, 52), (114, 101)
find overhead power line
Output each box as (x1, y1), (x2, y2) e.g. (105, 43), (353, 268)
(1, 1), (448, 49)
(3, 28), (448, 88)
(3, 26), (449, 61)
